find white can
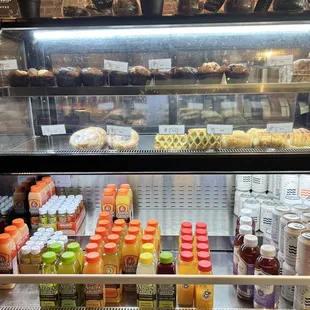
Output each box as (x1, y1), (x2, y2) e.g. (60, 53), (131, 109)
(256, 194), (273, 204)
(296, 230), (310, 276)
(244, 199), (261, 231)
(299, 175), (310, 199)
(281, 262), (296, 302)
(240, 193), (253, 215)
(260, 201), (277, 233)
(252, 175), (268, 193)
(268, 175), (274, 193)
(271, 206), (291, 243)
(284, 221), (306, 266)
(234, 190), (250, 216)
(272, 175), (281, 198)
(292, 204), (310, 215)
(302, 213), (310, 225)
(304, 197), (310, 207)
(280, 174), (299, 202)
(283, 196), (303, 207)
(263, 229), (272, 245)
(236, 175), (252, 191)
(277, 251), (285, 275)
(293, 282), (310, 310)
(279, 213), (301, 253)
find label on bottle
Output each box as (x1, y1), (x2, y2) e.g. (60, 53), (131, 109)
(104, 264), (121, 300)
(0, 244), (17, 276)
(84, 284), (104, 306)
(294, 285), (310, 309)
(116, 203), (129, 220)
(59, 284), (79, 307)
(158, 284), (176, 308)
(237, 258), (255, 299)
(123, 255), (138, 292)
(15, 238), (22, 252)
(102, 203), (114, 217)
(29, 199), (40, 208)
(39, 283), (59, 307)
(137, 284), (157, 308)
(14, 200), (26, 214)
(233, 245), (240, 275)
(281, 283), (295, 302)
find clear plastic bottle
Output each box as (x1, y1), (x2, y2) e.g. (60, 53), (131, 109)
(89, 234), (104, 257)
(147, 219), (161, 252)
(141, 243), (157, 269)
(20, 245), (31, 264)
(30, 245), (41, 264)
(236, 208), (255, 235)
(67, 242), (84, 272)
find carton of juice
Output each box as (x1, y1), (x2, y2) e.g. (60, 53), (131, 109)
(115, 189), (130, 222)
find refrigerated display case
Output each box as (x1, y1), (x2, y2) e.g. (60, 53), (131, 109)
(1, 12), (310, 310)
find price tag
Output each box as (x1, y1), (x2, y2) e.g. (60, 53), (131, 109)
(267, 55), (293, 67)
(41, 124), (66, 136)
(107, 125), (131, 136)
(267, 122), (293, 134)
(159, 125), (185, 135)
(188, 103), (203, 110)
(53, 175), (71, 188)
(104, 60), (128, 73)
(0, 59), (17, 70)
(149, 59), (172, 70)
(207, 124), (233, 135)
(98, 102), (114, 110)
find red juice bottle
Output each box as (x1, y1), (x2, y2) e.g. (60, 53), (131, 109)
(236, 208), (255, 235)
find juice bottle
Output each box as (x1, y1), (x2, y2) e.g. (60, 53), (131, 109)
(95, 227), (107, 243)
(98, 211), (112, 227)
(39, 179), (51, 201)
(58, 251), (82, 307)
(111, 226), (124, 248)
(4, 225), (22, 251)
(102, 188), (116, 219)
(128, 226), (141, 248)
(83, 252), (105, 307)
(179, 228), (192, 246)
(107, 234), (121, 257)
(0, 233), (17, 289)
(12, 218), (29, 245)
(90, 235), (104, 257)
(114, 219), (128, 235)
(144, 226), (159, 254)
(98, 220), (111, 234)
(197, 243), (210, 254)
(115, 188), (130, 223)
(67, 242), (84, 272)
(136, 252), (156, 309)
(106, 184), (117, 196)
(141, 243), (157, 269)
(85, 243), (99, 254)
(233, 224), (252, 275)
(31, 245), (41, 264)
(142, 234), (155, 246)
(120, 184), (132, 203)
(237, 235), (260, 301)
(36, 181), (48, 204)
(254, 245), (280, 309)
(28, 185), (43, 209)
(130, 219), (143, 235)
(177, 251), (196, 307)
(197, 251), (211, 262)
(181, 221), (192, 231)
(13, 186), (27, 214)
(157, 251), (176, 309)
(42, 176), (55, 197)
(122, 235), (139, 292)
(49, 242), (63, 261)
(20, 245), (31, 264)
(147, 220), (161, 252)
(236, 208), (255, 235)
(196, 222), (207, 231)
(103, 242), (122, 303)
(195, 260), (214, 309)
(39, 251), (59, 307)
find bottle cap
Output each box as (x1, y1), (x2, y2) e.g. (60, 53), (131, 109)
(244, 235), (258, 247)
(31, 245), (41, 255)
(240, 216), (252, 227)
(59, 235), (68, 244)
(124, 234), (136, 245)
(21, 245), (31, 255)
(98, 219), (110, 229)
(181, 228), (192, 236)
(197, 243), (209, 252)
(144, 226), (156, 236)
(39, 208), (47, 215)
(130, 219), (141, 228)
(106, 184), (117, 191)
(181, 235), (194, 244)
(61, 251), (75, 264)
(111, 226), (123, 236)
(197, 251), (210, 261)
(30, 185), (41, 192)
(120, 184), (131, 190)
(239, 225), (252, 235)
(118, 188), (128, 195)
(99, 212), (110, 221)
(37, 228), (46, 233)
(4, 225), (17, 236)
(104, 242), (117, 254)
(12, 218), (24, 228)
(90, 234), (102, 245)
(159, 251), (174, 264)
(196, 229), (207, 237)
(86, 252), (100, 263)
(35, 241), (44, 250)
(198, 260), (212, 272)
(260, 244), (276, 257)
(107, 234), (120, 244)
(103, 188), (114, 196)
(128, 226), (139, 236)
(67, 242), (80, 253)
(86, 243), (99, 253)
(180, 251), (194, 262)
(141, 243), (155, 254)
(49, 242), (62, 254)
(95, 227), (107, 239)
(139, 252), (153, 264)
(196, 222), (207, 230)
(47, 240), (56, 248)
(147, 219), (159, 228)
(181, 243), (193, 252)
(181, 221), (192, 229)
(42, 251), (57, 264)
(26, 241), (35, 247)
(142, 234), (154, 244)
(197, 236), (208, 244)
(240, 208), (253, 217)
(54, 231), (63, 237)
(115, 219), (126, 227)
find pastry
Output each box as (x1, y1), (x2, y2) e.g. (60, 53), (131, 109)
(201, 111), (224, 125)
(197, 62), (226, 84)
(28, 68), (55, 87)
(170, 67), (197, 85)
(273, 0), (304, 11)
(177, 0), (203, 15)
(221, 131), (252, 149)
(112, 0), (141, 16)
(129, 66), (151, 86)
(224, 0), (254, 12)
(292, 59), (310, 82)
(289, 129), (310, 148)
(131, 119), (146, 126)
(69, 127), (107, 150)
(105, 109), (127, 121)
(81, 68), (107, 86)
(226, 64), (249, 84)
(8, 70), (29, 87)
(108, 71), (129, 86)
(151, 69), (172, 85)
(55, 67), (81, 87)
(187, 128), (221, 150)
(204, 0), (225, 12)
(63, 6), (90, 16)
(179, 108), (201, 125)
(108, 129), (139, 150)
(154, 134), (188, 150)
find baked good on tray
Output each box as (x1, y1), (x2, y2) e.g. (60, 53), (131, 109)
(224, 0), (254, 13)
(69, 127), (107, 150)
(8, 70), (29, 87)
(28, 68), (56, 87)
(179, 108), (201, 125)
(112, 0), (141, 16)
(55, 67), (82, 87)
(292, 59), (310, 82)
(188, 128), (221, 150)
(289, 128), (310, 148)
(177, 0), (203, 15)
(129, 66), (151, 86)
(201, 111), (224, 125)
(154, 134), (188, 150)
(170, 67), (197, 85)
(197, 62), (226, 84)
(226, 64), (249, 84)
(108, 71), (129, 86)
(221, 130), (252, 149)
(151, 69), (172, 85)
(81, 67), (107, 86)
(107, 129), (139, 150)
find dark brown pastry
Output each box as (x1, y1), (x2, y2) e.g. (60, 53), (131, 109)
(177, 0), (203, 15)
(28, 68), (55, 87)
(170, 67), (197, 85)
(197, 62), (226, 84)
(8, 70), (29, 87)
(63, 6), (90, 16)
(55, 67), (82, 87)
(129, 66), (151, 86)
(81, 68), (107, 86)
(273, 0), (304, 11)
(224, 0), (254, 12)
(108, 71), (129, 86)
(226, 64), (249, 84)
(112, 0), (141, 16)
(151, 69), (172, 85)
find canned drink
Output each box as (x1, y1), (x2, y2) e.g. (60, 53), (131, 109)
(281, 262), (296, 302)
(240, 193), (253, 215)
(283, 196), (303, 207)
(284, 221), (306, 266)
(234, 190), (250, 216)
(271, 206), (291, 243)
(299, 175), (310, 199)
(279, 213), (300, 253)
(272, 175), (281, 198)
(236, 175), (252, 191)
(302, 213), (310, 225)
(256, 194), (272, 204)
(277, 251), (285, 275)
(260, 201), (277, 233)
(296, 230), (310, 276)
(293, 282), (310, 310)
(244, 199), (261, 231)
(252, 175), (268, 193)
(263, 229), (272, 245)
(268, 175), (274, 193)
(292, 204), (310, 215)
(280, 174), (299, 202)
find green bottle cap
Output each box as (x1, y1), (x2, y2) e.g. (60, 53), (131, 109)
(159, 251), (174, 264)
(42, 251), (56, 264)
(67, 242), (80, 253)
(61, 251), (75, 264)
(48, 242), (62, 254)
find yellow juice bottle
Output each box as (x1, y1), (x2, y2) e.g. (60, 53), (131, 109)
(144, 226), (159, 254)
(179, 228), (193, 248)
(67, 242), (84, 272)
(179, 235), (194, 252)
(177, 251), (196, 307)
(147, 220), (161, 252)
(103, 242), (122, 303)
(115, 189), (130, 223)
(195, 260), (214, 309)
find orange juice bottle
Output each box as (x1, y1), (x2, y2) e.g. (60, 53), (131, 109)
(107, 234), (121, 257)
(144, 226), (159, 254)
(89, 235), (104, 257)
(122, 235), (139, 292)
(128, 226), (141, 248)
(83, 252), (105, 307)
(142, 234), (155, 246)
(28, 185), (43, 209)
(85, 243), (99, 254)
(115, 189), (130, 223)
(114, 219), (128, 235)
(179, 228), (193, 247)
(42, 176), (55, 196)
(0, 233), (17, 289)
(130, 219), (143, 235)
(147, 219), (161, 251)
(177, 251), (196, 307)
(120, 184), (133, 217)
(36, 181), (48, 204)
(103, 242), (122, 303)
(95, 227), (108, 243)
(4, 225), (22, 252)
(179, 235), (194, 251)
(111, 226), (124, 248)
(12, 218), (29, 245)
(106, 184), (117, 196)
(101, 188), (115, 220)
(98, 220), (111, 234)
(98, 211), (112, 226)
(39, 179), (51, 201)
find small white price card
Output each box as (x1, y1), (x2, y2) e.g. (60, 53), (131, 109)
(188, 103), (203, 110)
(267, 122), (293, 134)
(267, 55), (293, 67)
(104, 60), (128, 73)
(159, 125), (185, 135)
(41, 124), (66, 136)
(207, 124), (233, 135)
(0, 59), (18, 70)
(107, 125), (131, 136)
(149, 59), (172, 70)
(53, 175), (71, 187)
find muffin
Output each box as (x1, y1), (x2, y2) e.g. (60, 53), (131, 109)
(108, 71), (129, 86)
(63, 6), (90, 16)
(28, 68), (55, 87)
(129, 66), (151, 86)
(151, 69), (172, 85)
(8, 70), (29, 87)
(170, 67), (197, 85)
(81, 67), (107, 86)
(55, 67), (82, 87)
(197, 62), (226, 84)
(226, 64), (249, 84)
